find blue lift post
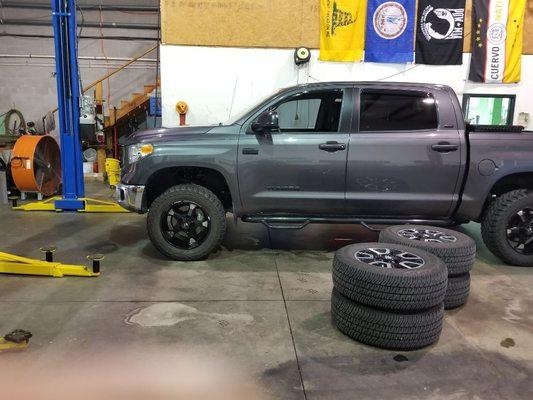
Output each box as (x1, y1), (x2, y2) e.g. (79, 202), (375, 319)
(12, 0), (127, 212)
(51, 0), (85, 211)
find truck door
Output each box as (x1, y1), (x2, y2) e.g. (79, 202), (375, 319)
(346, 87), (462, 218)
(237, 87), (352, 215)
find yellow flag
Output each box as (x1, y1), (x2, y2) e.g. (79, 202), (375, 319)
(503, 0), (527, 83)
(319, 0), (367, 62)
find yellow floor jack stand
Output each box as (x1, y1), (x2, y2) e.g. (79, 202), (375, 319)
(0, 330), (32, 351)
(9, 196), (129, 213)
(0, 246), (102, 278)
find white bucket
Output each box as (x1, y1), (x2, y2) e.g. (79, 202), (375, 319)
(83, 161), (93, 174)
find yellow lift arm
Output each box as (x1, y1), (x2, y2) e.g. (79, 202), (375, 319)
(0, 330), (32, 351)
(11, 197), (129, 213)
(0, 251), (100, 278)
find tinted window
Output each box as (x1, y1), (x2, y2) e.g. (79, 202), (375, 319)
(360, 91), (438, 131)
(274, 90), (343, 132)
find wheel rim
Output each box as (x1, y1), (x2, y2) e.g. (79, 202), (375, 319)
(506, 208), (533, 255)
(397, 228), (457, 243)
(160, 201), (211, 250)
(354, 247), (425, 269)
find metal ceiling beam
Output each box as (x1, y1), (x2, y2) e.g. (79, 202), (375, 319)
(0, 19), (159, 30)
(0, 2), (159, 12)
(0, 32), (157, 41)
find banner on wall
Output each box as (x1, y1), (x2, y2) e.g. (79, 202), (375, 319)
(415, 0), (465, 65)
(364, 0), (416, 63)
(468, 0), (527, 83)
(319, 0), (367, 62)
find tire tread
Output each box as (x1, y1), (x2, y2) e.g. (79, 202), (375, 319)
(331, 289), (443, 350)
(481, 189), (533, 267)
(147, 184), (226, 261)
(332, 243), (447, 311)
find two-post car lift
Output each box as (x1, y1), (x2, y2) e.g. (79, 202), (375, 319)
(14, 0), (126, 213)
(1, 0), (120, 278)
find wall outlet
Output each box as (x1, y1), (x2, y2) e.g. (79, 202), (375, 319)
(518, 112), (530, 126)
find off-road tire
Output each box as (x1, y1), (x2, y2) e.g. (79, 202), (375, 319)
(379, 225), (476, 275)
(331, 289), (444, 350)
(332, 243), (447, 311)
(481, 189), (533, 267)
(147, 184), (226, 261)
(444, 273), (470, 310)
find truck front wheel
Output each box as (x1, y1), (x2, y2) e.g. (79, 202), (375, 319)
(481, 189), (533, 267)
(147, 184), (227, 261)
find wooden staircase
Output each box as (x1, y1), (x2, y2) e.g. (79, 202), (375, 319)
(104, 81), (160, 129)
(50, 45), (158, 120)
(48, 45), (159, 157)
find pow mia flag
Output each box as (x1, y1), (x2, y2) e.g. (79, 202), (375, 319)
(415, 0), (465, 65)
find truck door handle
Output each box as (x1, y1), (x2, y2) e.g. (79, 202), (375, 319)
(431, 142), (458, 153)
(319, 141), (346, 152)
(242, 148), (259, 155)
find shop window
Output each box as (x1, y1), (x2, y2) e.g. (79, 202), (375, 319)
(463, 94), (515, 126)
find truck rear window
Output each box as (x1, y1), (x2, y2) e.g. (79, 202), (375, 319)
(360, 91), (438, 132)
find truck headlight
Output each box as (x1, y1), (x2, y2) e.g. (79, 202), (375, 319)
(128, 143), (154, 163)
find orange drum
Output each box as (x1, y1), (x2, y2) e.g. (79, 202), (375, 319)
(11, 135), (62, 197)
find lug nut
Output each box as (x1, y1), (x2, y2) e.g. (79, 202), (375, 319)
(39, 246), (57, 262)
(87, 254), (104, 274)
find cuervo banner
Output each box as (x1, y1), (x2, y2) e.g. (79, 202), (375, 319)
(468, 0), (527, 83)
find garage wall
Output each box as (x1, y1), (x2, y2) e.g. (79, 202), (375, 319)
(0, 41), (158, 127)
(161, 0), (533, 54)
(161, 45), (533, 130)
(0, 0), (159, 130)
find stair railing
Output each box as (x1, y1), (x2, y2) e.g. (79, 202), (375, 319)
(50, 44), (159, 125)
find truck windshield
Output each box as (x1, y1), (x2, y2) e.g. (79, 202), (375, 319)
(222, 89), (284, 126)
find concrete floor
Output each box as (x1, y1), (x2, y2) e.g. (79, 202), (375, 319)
(1, 182), (532, 399)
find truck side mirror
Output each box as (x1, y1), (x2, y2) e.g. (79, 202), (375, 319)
(251, 110), (279, 133)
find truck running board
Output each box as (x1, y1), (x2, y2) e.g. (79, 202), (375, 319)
(261, 220), (310, 230)
(242, 216), (454, 230)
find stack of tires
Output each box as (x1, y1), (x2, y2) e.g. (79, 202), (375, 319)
(379, 226), (476, 310)
(332, 243), (448, 350)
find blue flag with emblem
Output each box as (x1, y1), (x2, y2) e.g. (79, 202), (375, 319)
(365, 0), (416, 63)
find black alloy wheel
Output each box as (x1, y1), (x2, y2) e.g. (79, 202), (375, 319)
(482, 189), (533, 266)
(161, 201), (211, 249)
(147, 184), (226, 261)
(506, 208), (533, 255)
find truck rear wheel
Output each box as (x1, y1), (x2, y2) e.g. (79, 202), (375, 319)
(147, 184), (226, 261)
(482, 189), (533, 267)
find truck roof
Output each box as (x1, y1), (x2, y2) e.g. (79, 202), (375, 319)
(288, 81), (453, 92)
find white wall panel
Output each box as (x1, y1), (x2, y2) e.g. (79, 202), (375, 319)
(161, 45), (533, 130)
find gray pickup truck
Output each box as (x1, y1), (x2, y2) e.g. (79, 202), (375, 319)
(117, 82), (533, 266)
